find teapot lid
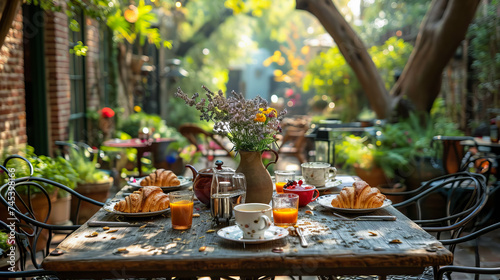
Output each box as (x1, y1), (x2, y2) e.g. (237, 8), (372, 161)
(198, 160), (234, 174)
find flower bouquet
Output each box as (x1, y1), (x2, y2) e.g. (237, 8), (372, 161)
(175, 86), (287, 152)
(175, 86), (287, 203)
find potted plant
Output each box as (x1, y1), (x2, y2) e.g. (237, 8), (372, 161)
(67, 148), (113, 225)
(376, 112), (463, 190)
(335, 134), (409, 188)
(1, 146), (78, 251)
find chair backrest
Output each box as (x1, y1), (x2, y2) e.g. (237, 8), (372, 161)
(178, 124), (232, 157)
(0, 220), (59, 278)
(437, 221), (500, 280)
(431, 136), (478, 174)
(0, 155), (105, 270)
(392, 172), (488, 240)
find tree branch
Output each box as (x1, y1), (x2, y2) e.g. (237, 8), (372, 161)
(391, 0), (480, 113)
(296, 0), (391, 119)
(174, 8), (233, 57)
(0, 0), (21, 49)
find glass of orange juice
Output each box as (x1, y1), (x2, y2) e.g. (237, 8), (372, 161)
(272, 193), (299, 227)
(274, 170), (295, 194)
(169, 191), (194, 230)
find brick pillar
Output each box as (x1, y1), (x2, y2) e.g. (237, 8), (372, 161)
(0, 5), (27, 155)
(45, 9), (70, 154)
(86, 17), (101, 111)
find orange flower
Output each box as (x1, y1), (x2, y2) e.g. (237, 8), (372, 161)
(254, 113), (266, 122)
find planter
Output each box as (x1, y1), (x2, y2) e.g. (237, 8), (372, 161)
(49, 194), (72, 226)
(397, 156), (444, 191)
(354, 166), (392, 188)
(71, 178), (113, 224)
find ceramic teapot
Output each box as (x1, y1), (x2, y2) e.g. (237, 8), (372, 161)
(186, 160), (234, 206)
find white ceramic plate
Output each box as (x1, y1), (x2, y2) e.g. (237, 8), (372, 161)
(103, 200), (170, 217)
(217, 225), (289, 244)
(315, 179), (343, 191)
(316, 194), (392, 213)
(127, 176), (191, 191)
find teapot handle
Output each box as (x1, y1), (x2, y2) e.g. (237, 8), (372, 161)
(263, 149), (279, 169)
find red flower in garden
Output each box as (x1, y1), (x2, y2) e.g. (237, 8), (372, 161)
(101, 107), (115, 118)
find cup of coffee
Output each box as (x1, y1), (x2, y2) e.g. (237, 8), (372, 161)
(233, 203), (272, 240)
(301, 162), (337, 187)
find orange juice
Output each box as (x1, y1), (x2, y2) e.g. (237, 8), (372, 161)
(170, 200), (194, 230)
(276, 182), (287, 193)
(273, 207), (298, 227)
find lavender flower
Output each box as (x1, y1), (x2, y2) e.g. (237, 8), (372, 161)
(175, 86), (287, 152)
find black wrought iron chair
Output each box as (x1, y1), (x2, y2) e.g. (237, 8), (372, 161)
(0, 155), (105, 275)
(437, 221), (500, 280)
(380, 172), (489, 280)
(322, 172), (489, 280)
(0, 220), (59, 279)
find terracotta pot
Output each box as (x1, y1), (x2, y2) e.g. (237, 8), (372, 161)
(49, 194), (72, 225)
(235, 150), (277, 204)
(71, 178), (113, 224)
(397, 156), (444, 191)
(18, 191), (57, 252)
(354, 166), (392, 188)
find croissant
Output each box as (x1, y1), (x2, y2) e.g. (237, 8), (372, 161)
(114, 186), (170, 213)
(140, 169), (180, 187)
(331, 181), (386, 209)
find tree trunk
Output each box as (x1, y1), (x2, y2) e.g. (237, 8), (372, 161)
(297, 0), (481, 120)
(391, 0), (481, 115)
(296, 0), (391, 119)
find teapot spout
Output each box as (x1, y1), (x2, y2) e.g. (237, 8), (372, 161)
(185, 164), (198, 181)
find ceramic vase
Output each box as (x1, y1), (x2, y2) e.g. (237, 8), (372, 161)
(236, 150), (277, 204)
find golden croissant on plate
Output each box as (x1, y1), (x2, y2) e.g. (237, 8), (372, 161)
(140, 169), (180, 187)
(114, 186), (170, 213)
(331, 181), (386, 209)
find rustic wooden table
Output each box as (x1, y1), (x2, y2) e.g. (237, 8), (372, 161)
(42, 183), (452, 279)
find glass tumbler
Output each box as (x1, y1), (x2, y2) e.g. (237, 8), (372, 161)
(272, 193), (299, 227)
(169, 191), (194, 230)
(274, 170), (295, 194)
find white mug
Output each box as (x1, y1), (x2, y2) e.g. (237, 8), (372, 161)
(301, 162), (337, 187)
(233, 203), (272, 240)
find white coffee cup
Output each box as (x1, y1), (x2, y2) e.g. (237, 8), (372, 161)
(301, 162), (337, 186)
(233, 203), (272, 240)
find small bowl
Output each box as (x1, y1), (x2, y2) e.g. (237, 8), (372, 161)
(283, 184), (320, 207)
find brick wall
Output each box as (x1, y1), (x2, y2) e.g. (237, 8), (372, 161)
(86, 18), (101, 111)
(0, 5), (26, 155)
(45, 9), (70, 154)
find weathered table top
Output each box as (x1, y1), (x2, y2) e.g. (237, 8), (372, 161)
(42, 183), (452, 279)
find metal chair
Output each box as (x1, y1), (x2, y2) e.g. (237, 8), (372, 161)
(437, 221), (500, 280)
(323, 172), (489, 280)
(0, 220), (59, 279)
(178, 123), (234, 165)
(380, 172), (489, 280)
(0, 155), (105, 274)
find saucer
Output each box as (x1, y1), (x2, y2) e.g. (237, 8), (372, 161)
(217, 225), (289, 244)
(315, 179), (342, 191)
